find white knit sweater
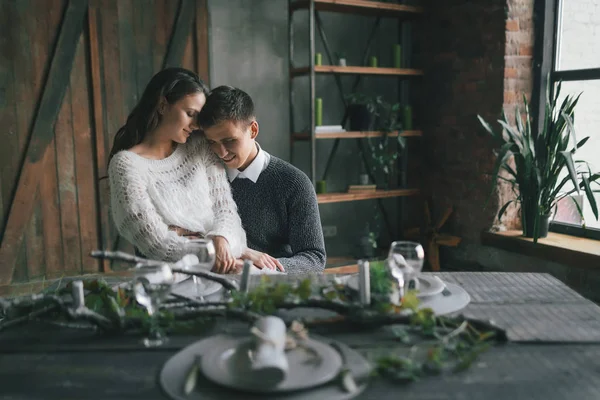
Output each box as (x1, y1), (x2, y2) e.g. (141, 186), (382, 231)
(108, 135), (247, 262)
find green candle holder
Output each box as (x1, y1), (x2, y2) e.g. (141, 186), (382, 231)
(316, 180), (327, 194)
(315, 98), (323, 126)
(315, 53), (322, 66)
(369, 56), (378, 68)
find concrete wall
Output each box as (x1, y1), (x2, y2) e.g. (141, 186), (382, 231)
(207, 0), (600, 302)
(207, 0), (412, 257)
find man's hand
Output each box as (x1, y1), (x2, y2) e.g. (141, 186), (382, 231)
(211, 236), (237, 274)
(242, 248), (285, 272)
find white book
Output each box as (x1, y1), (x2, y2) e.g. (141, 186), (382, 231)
(316, 125), (345, 133)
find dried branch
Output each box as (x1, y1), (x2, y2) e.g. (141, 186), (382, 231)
(90, 250), (161, 266)
(171, 268), (239, 291)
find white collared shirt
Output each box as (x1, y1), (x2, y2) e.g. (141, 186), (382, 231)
(226, 143), (271, 183)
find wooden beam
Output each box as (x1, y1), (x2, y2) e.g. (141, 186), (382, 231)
(163, 0), (196, 69)
(292, 130), (423, 140)
(195, 0), (210, 83)
(290, 0), (424, 17)
(87, 4), (110, 273)
(317, 188), (420, 204)
(291, 66), (424, 77)
(0, 0), (89, 285)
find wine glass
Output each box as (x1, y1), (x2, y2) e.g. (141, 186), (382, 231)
(387, 241), (425, 297)
(133, 263), (175, 347)
(182, 238), (216, 295)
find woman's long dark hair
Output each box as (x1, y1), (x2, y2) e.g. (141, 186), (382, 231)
(108, 68), (209, 162)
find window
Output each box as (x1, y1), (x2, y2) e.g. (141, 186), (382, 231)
(536, 0), (600, 239)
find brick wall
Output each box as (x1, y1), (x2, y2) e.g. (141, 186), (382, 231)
(422, 0), (516, 243)
(422, 0), (600, 302)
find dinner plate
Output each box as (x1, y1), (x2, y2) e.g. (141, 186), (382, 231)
(159, 334), (370, 400)
(171, 276), (223, 298)
(200, 337), (342, 393)
(346, 274), (445, 298)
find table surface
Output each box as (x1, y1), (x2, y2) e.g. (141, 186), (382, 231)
(1, 271), (600, 400)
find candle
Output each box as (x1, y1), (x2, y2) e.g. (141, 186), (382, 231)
(72, 280), (85, 309)
(403, 105), (413, 131)
(315, 97), (323, 126)
(315, 52), (322, 66)
(393, 44), (402, 68)
(316, 180), (327, 194)
(369, 56), (378, 68)
(240, 260), (252, 292)
(358, 260), (371, 305)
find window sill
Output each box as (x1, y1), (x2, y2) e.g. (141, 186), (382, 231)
(481, 230), (600, 269)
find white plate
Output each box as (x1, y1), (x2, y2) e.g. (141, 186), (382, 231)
(346, 274), (445, 298)
(200, 338), (343, 393)
(171, 276), (223, 298)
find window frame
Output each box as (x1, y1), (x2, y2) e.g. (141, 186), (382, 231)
(533, 0), (600, 238)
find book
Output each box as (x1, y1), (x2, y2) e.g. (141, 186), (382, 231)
(315, 125), (345, 133)
(348, 184), (377, 192)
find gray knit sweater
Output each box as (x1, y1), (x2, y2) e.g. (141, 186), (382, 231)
(230, 156), (326, 274)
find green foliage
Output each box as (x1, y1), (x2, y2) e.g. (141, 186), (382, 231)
(376, 316), (499, 381)
(369, 260), (393, 295)
(229, 276), (316, 314)
(478, 81), (600, 241)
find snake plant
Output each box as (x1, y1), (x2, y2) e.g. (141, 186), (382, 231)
(478, 81), (600, 242)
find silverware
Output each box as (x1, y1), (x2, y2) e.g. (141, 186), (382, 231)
(330, 341), (360, 393)
(183, 355), (202, 395)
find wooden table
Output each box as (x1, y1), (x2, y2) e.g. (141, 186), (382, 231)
(1, 272), (600, 399)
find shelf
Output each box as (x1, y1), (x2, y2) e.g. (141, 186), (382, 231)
(291, 65), (423, 77)
(290, 0), (424, 18)
(292, 130), (422, 140)
(317, 188), (420, 204)
(482, 230), (600, 270)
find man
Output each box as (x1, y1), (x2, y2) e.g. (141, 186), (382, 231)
(198, 86), (326, 274)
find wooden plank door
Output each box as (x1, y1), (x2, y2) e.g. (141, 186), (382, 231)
(0, 0), (210, 286)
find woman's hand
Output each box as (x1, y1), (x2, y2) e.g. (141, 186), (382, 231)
(242, 248), (285, 272)
(211, 236), (237, 274)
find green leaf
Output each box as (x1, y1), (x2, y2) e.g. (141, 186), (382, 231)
(397, 135), (406, 149)
(576, 136), (590, 150)
(559, 150), (581, 195)
(582, 175), (599, 220)
(477, 115), (496, 138)
(497, 200), (515, 222)
(296, 279), (312, 300)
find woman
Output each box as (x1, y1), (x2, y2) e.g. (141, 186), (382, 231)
(108, 68), (247, 273)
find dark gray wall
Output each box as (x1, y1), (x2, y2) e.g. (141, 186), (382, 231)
(207, 0), (409, 258)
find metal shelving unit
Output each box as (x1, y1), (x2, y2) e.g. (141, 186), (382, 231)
(288, 0), (424, 264)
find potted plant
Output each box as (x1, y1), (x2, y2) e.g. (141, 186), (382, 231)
(335, 51), (347, 67)
(345, 93), (378, 131)
(366, 97), (406, 188)
(478, 82), (599, 242)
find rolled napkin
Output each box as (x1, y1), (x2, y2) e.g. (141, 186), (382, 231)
(248, 316), (289, 387)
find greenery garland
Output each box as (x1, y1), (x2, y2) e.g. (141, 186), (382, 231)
(0, 261), (505, 384)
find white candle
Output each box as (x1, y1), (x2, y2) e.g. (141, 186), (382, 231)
(358, 260), (371, 305)
(240, 260), (252, 293)
(72, 280), (85, 309)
